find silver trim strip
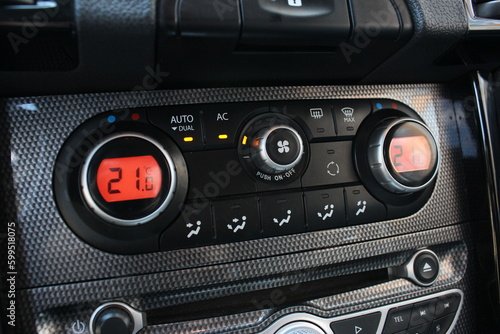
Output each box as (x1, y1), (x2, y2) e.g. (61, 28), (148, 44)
(473, 72), (500, 302)
(259, 289), (464, 334)
(80, 132), (177, 226)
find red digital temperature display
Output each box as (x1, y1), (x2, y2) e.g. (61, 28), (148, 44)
(96, 155), (162, 202)
(389, 136), (432, 173)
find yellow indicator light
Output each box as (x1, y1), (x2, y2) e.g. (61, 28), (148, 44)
(218, 134), (229, 140)
(183, 137), (194, 142)
(242, 136), (248, 145)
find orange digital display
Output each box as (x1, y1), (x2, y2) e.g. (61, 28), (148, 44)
(389, 136), (432, 173)
(96, 155), (162, 202)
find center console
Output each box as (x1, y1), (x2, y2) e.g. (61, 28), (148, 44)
(54, 98), (438, 254)
(0, 84), (488, 333)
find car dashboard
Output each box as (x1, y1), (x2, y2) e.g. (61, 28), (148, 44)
(1, 1), (500, 334)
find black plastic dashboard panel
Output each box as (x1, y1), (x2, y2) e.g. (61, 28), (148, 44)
(362, 0), (469, 83)
(11, 226), (479, 333)
(0, 0), (473, 96)
(157, 0), (415, 89)
(0, 0), (156, 96)
(0, 84), (487, 333)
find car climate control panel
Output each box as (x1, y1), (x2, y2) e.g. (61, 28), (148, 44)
(54, 99), (439, 254)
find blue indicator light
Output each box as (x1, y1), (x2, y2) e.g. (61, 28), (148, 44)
(376, 103), (383, 109)
(107, 115), (116, 123)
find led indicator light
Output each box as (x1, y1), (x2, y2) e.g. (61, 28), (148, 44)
(242, 136), (248, 145)
(183, 137), (194, 142)
(218, 134), (228, 140)
(131, 113), (140, 121)
(391, 103), (398, 109)
(107, 115), (116, 123)
(376, 103), (383, 109)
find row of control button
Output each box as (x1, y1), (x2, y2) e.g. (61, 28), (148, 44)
(146, 99), (380, 152)
(160, 185), (385, 250)
(259, 290), (462, 334)
(384, 293), (461, 334)
(327, 294), (460, 334)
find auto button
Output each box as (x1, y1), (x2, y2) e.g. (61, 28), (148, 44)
(148, 105), (204, 151)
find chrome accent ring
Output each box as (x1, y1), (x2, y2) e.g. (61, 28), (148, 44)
(255, 125), (304, 174)
(80, 132), (177, 226)
(367, 118), (439, 194)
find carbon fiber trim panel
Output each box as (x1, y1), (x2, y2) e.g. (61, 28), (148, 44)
(23, 223), (474, 334)
(140, 237), (475, 334)
(0, 84), (475, 288)
(0, 84), (486, 333)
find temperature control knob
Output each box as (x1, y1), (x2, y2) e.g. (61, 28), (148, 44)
(238, 114), (308, 183)
(367, 118), (439, 194)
